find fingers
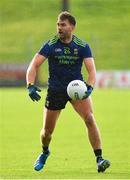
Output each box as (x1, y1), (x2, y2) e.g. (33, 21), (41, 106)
(34, 93), (41, 101)
(29, 92), (41, 101)
(29, 94), (35, 101)
(82, 91), (91, 99)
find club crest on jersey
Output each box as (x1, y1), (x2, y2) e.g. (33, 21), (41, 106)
(64, 47), (71, 54)
(55, 48), (62, 52)
(74, 48), (78, 55)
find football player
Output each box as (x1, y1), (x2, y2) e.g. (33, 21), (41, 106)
(26, 11), (110, 173)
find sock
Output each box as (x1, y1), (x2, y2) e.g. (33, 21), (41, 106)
(42, 146), (49, 154)
(94, 149), (103, 163)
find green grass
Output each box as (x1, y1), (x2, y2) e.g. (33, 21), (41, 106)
(0, 88), (130, 179)
(0, 0), (130, 70)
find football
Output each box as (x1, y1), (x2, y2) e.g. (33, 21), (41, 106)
(67, 80), (87, 100)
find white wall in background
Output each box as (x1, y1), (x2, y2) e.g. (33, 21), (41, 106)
(96, 71), (130, 88)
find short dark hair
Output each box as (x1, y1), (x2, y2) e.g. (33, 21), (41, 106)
(58, 11), (76, 26)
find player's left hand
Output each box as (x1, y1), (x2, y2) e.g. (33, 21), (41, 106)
(84, 83), (93, 99)
(27, 84), (41, 101)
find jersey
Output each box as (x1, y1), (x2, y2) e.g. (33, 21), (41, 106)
(38, 35), (92, 90)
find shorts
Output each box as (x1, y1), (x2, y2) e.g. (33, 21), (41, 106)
(45, 88), (71, 110)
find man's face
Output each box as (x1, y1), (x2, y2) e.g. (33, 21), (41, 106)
(57, 19), (75, 40)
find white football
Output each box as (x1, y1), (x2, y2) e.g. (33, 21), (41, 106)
(67, 80), (87, 100)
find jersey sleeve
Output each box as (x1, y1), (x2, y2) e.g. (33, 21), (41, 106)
(82, 44), (93, 58)
(38, 42), (50, 58)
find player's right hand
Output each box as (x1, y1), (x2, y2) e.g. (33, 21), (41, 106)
(27, 84), (41, 101)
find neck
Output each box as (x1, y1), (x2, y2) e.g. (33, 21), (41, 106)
(60, 34), (73, 44)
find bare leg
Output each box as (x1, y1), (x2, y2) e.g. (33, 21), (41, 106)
(40, 108), (61, 149)
(71, 97), (110, 172)
(71, 97), (101, 150)
(34, 108), (61, 171)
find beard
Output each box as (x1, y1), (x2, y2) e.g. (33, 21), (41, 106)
(58, 32), (71, 41)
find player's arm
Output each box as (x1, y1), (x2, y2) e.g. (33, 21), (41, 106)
(26, 53), (46, 84)
(26, 53), (46, 101)
(83, 57), (96, 97)
(84, 57), (96, 87)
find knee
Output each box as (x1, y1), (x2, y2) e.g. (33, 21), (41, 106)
(84, 112), (95, 127)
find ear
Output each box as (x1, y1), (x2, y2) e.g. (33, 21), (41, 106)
(71, 25), (75, 32)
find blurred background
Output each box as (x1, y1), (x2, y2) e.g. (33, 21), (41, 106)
(0, 0), (130, 87)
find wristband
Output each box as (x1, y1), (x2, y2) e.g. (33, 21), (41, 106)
(27, 83), (34, 88)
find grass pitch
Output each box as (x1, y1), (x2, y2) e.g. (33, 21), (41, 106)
(0, 88), (130, 179)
